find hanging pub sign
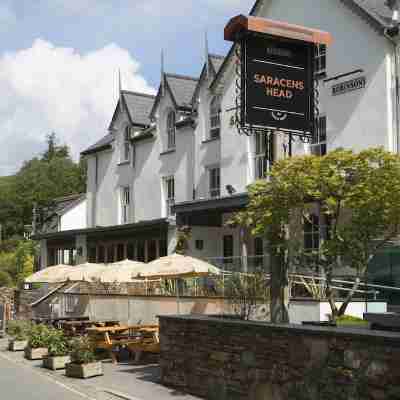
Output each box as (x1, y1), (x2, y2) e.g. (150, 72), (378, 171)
(242, 35), (315, 135)
(224, 15), (332, 139)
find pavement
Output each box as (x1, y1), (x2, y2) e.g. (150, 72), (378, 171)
(0, 337), (199, 400)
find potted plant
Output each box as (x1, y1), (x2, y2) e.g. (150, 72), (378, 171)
(7, 320), (32, 351)
(43, 328), (71, 370)
(25, 324), (50, 360)
(66, 336), (103, 379)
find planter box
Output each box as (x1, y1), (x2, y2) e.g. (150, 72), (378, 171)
(25, 347), (48, 360)
(8, 339), (28, 351)
(66, 362), (103, 379)
(43, 355), (71, 370)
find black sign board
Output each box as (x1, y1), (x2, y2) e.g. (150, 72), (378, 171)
(241, 34), (315, 136)
(332, 76), (366, 96)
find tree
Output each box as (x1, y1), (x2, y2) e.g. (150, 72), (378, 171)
(1, 133), (86, 237)
(234, 148), (400, 321)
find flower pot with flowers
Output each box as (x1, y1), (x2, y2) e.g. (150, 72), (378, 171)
(7, 320), (32, 351)
(43, 328), (71, 370)
(65, 336), (103, 379)
(25, 324), (50, 360)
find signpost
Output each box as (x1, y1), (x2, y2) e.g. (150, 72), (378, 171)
(224, 15), (333, 324)
(224, 15), (333, 143)
(242, 35), (315, 136)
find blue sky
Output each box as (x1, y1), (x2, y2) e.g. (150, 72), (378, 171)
(0, 0), (256, 175)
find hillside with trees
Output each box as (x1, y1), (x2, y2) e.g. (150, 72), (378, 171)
(0, 133), (86, 287)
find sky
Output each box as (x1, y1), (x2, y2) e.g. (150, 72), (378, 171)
(0, 0), (256, 176)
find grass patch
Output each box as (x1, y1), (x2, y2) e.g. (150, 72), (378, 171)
(336, 315), (369, 327)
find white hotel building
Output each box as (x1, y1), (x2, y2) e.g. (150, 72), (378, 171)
(34, 0), (400, 271)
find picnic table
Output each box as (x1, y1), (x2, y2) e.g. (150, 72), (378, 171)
(60, 319), (120, 336)
(86, 324), (159, 364)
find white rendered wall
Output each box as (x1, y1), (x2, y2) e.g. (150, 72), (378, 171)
(59, 199), (87, 231)
(319, 301), (387, 321)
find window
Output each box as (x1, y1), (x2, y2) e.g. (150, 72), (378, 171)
(148, 240), (157, 262)
(164, 176), (175, 217)
(65, 296), (78, 313)
(106, 245), (114, 263)
(254, 132), (274, 180)
(159, 239), (168, 257)
(304, 214), (320, 251)
(117, 243), (125, 261)
(209, 167), (220, 198)
(98, 245), (105, 263)
(223, 235), (234, 265)
(120, 186), (130, 224)
(127, 243), (135, 260)
(122, 126), (131, 162)
(310, 116), (327, 156)
(167, 110), (176, 149)
(209, 96), (221, 139)
(315, 44), (327, 78)
(137, 240), (145, 262)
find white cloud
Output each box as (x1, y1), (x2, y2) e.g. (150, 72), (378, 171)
(0, 39), (155, 175)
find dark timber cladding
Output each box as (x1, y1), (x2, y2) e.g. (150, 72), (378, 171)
(173, 194), (248, 227)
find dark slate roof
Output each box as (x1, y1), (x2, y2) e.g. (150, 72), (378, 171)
(349, 0), (393, 27)
(81, 133), (114, 156)
(122, 91), (155, 126)
(165, 74), (198, 109)
(39, 194), (86, 234)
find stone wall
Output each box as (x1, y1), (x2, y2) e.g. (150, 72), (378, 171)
(159, 315), (400, 400)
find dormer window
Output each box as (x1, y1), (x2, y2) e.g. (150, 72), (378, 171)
(167, 110), (176, 149)
(122, 126), (130, 162)
(209, 96), (221, 139)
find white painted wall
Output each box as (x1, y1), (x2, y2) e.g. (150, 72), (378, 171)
(59, 199), (87, 231)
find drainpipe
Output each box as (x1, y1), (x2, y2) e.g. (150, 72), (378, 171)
(384, 29), (400, 154)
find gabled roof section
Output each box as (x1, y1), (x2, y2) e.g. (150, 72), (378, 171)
(108, 91), (155, 131)
(81, 132), (114, 156)
(150, 73), (198, 118)
(122, 91), (155, 126)
(165, 74), (198, 109)
(191, 54), (225, 105)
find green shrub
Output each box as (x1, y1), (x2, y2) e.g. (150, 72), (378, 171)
(6, 320), (32, 340)
(69, 336), (96, 365)
(47, 328), (69, 357)
(28, 324), (51, 349)
(0, 270), (12, 287)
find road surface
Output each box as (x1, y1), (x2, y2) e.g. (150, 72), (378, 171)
(0, 353), (91, 400)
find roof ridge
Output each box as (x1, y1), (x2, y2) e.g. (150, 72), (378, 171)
(165, 73), (198, 81)
(121, 90), (156, 98)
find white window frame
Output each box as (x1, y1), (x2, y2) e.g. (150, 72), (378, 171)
(209, 96), (221, 139)
(120, 186), (130, 224)
(121, 126), (131, 163)
(167, 110), (176, 150)
(315, 44), (327, 77)
(310, 116), (327, 156)
(208, 166), (220, 198)
(164, 176), (175, 217)
(254, 132), (270, 180)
